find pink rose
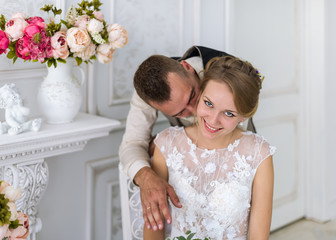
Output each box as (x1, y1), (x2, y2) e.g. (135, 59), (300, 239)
(107, 24), (128, 49)
(96, 44), (115, 63)
(15, 36), (31, 60)
(93, 11), (104, 21)
(8, 212), (29, 240)
(5, 13), (28, 41)
(51, 31), (69, 59)
(66, 27), (91, 52)
(75, 15), (90, 29)
(0, 30), (9, 54)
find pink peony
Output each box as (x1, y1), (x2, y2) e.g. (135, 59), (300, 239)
(8, 212), (29, 240)
(75, 15), (90, 29)
(51, 31), (69, 59)
(15, 36), (31, 60)
(5, 13), (28, 41)
(0, 181), (10, 192)
(93, 11), (104, 21)
(74, 42), (96, 61)
(0, 224), (9, 239)
(0, 30), (9, 54)
(24, 25), (41, 38)
(107, 24), (128, 49)
(96, 43), (115, 63)
(66, 27), (91, 52)
(26, 16), (46, 29)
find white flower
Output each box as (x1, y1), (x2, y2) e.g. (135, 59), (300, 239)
(96, 44), (115, 63)
(2, 185), (22, 201)
(74, 42), (96, 61)
(87, 18), (104, 34)
(91, 32), (106, 44)
(107, 23), (128, 48)
(7, 202), (18, 221)
(66, 27), (91, 53)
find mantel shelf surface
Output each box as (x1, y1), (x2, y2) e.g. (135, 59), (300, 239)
(0, 112), (120, 163)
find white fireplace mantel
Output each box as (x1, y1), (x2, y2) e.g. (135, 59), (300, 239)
(0, 113), (120, 240)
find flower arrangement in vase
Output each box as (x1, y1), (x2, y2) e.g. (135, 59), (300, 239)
(0, 181), (29, 240)
(0, 0), (128, 66)
(0, 0), (128, 124)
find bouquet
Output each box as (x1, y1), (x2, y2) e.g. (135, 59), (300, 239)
(0, 181), (29, 240)
(166, 231), (209, 240)
(0, 0), (128, 67)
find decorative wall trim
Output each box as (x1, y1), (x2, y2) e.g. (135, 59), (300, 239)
(0, 68), (46, 81)
(303, 0), (328, 222)
(85, 155), (120, 240)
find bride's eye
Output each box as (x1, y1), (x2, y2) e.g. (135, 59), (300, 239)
(225, 111), (234, 117)
(204, 100), (213, 107)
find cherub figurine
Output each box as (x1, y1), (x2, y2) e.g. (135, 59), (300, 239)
(0, 83), (41, 135)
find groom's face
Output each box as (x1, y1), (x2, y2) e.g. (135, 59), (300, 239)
(149, 70), (200, 118)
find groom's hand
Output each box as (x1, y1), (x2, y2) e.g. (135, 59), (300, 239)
(134, 167), (182, 231)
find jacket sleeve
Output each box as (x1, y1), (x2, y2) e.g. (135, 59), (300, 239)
(119, 91), (158, 180)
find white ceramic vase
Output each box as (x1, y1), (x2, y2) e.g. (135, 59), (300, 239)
(37, 59), (85, 124)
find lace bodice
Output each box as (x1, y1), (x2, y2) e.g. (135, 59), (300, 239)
(154, 126), (276, 240)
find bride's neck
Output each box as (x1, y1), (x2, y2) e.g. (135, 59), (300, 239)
(186, 125), (239, 150)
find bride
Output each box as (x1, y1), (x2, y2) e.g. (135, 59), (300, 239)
(143, 55), (275, 240)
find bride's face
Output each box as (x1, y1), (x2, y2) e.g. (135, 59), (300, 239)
(196, 80), (245, 141)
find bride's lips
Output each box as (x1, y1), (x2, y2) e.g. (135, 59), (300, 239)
(203, 118), (223, 133)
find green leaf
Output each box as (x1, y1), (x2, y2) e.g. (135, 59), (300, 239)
(176, 237), (186, 240)
(40, 4), (53, 12)
(57, 58), (67, 63)
(6, 50), (15, 59)
(12, 56), (18, 64)
(0, 14), (6, 31)
(186, 233), (196, 240)
(9, 219), (19, 229)
(47, 60), (52, 68)
(52, 7), (62, 16)
(60, 19), (72, 29)
(75, 57), (82, 66)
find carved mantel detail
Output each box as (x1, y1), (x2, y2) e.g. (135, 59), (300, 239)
(0, 113), (120, 240)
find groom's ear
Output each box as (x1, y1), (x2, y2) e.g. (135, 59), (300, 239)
(180, 60), (193, 72)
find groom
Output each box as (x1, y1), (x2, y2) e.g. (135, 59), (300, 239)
(119, 46), (256, 231)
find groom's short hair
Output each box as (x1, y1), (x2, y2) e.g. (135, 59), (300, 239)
(134, 55), (188, 104)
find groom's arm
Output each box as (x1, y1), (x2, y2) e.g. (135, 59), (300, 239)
(119, 91), (181, 231)
(119, 91), (157, 179)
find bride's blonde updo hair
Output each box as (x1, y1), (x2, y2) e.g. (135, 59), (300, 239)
(200, 55), (264, 118)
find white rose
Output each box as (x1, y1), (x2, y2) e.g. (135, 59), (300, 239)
(2, 185), (22, 202)
(107, 23), (128, 49)
(96, 44), (115, 63)
(87, 18), (104, 34)
(66, 27), (91, 52)
(74, 43), (96, 61)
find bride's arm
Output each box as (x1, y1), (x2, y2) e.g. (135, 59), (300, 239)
(248, 156), (274, 240)
(143, 146), (168, 240)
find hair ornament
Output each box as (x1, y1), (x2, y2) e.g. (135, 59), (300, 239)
(255, 70), (264, 81)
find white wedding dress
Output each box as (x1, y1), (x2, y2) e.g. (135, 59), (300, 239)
(154, 126), (276, 240)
